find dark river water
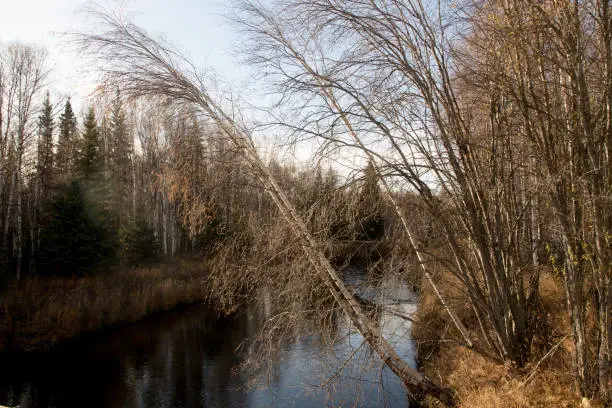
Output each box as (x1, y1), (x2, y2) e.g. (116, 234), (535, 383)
(0, 272), (417, 408)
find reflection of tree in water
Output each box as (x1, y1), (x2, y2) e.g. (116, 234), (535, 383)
(0, 305), (252, 408)
(117, 306), (250, 408)
(240, 268), (416, 407)
(0, 271), (416, 408)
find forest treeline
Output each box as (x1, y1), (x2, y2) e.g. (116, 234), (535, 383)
(0, 45), (386, 282)
(0, 0), (610, 406)
(0, 71), (171, 278)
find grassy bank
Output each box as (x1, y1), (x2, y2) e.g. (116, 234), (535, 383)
(0, 260), (213, 352)
(412, 272), (602, 408)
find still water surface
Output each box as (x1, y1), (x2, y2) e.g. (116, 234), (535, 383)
(0, 271), (417, 407)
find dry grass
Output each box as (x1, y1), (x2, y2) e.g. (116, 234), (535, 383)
(420, 343), (580, 407)
(0, 259), (210, 352)
(413, 272), (604, 408)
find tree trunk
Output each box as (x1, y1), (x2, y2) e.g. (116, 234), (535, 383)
(15, 171), (22, 281)
(2, 170), (16, 264)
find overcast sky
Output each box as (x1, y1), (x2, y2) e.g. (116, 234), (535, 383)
(1, 0), (247, 115)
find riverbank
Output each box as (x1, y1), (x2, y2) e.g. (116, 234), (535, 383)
(412, 272), (601, 408)
(0, 260), (213, 352)
(0, 238), (385, 354)
(3, 254), (597, 407)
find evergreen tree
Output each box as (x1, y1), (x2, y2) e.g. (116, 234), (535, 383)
(32, 92), (55, 261)
(38, 105), (119, 275)
(38, 181), (116, 276)
(37, 92), (54, 188)
(76, 107), (114, 238)
(56, 98), (78, 181)
(119, 216), (160, 266)
(109, 90), (133, 227)
(77, 107), (103, 182)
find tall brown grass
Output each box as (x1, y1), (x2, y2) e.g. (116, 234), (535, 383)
(0, 260), (210, 352)
(412, 272), (604, 408)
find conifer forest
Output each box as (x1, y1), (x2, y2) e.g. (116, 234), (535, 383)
(0, 1), (610, 407)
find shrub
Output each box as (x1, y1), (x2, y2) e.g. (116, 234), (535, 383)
(119, 217), (160, 266)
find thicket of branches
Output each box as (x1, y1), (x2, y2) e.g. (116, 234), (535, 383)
(232, 0), (610, 402)
(0, 57), (385, 278)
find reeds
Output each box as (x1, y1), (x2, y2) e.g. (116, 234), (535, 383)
(0, 260), (209, 352)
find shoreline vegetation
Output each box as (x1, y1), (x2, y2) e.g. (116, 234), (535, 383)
(0, 240), (384, 354)
(1, 255), (594, 407)
(413, 271), (596, 408)
(0, 260), (212, 353)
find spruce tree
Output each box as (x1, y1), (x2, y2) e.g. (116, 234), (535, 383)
(37, 92), (54, 191)
(119, 216), (160, 266)
(56, 98), (78, 181)
(31, 91), (56, 263)
(40, 108), (119, 274)
(78, 107), (104, 183)
(38, 181), (116, 276)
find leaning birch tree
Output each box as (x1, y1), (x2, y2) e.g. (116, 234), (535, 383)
(232, 0), (610, 400)
(231, 0), (474, 349)
(74, 10), (456, 406)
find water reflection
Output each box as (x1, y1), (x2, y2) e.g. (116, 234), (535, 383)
(0, 272), (417, 407)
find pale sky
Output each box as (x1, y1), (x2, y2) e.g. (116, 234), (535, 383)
(0, 0), (247, 114)
(0, 0), (360, 173)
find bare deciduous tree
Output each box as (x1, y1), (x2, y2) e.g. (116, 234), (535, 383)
(73, 9), (456, 406)
(0, 44), (47, 279)
(232, 0), (610, 401)
(234, 0), (541, 366)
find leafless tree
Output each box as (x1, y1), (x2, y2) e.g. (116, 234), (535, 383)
(232, 0), (610, 401)
(0, 44), (47, 280)
(73, 9), (456, 406)
(233, 0), (542, 365)
(464, 0), (610, 399)
(231, 0), (476, 350)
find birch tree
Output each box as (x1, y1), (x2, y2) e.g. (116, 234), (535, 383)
(234, 0), (610, 400)
(74, 10), (456, 406)
(465, 0), (611, 399)
(0, 44), (46, 280)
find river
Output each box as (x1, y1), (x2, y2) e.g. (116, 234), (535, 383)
(0, 269), (418, 407)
